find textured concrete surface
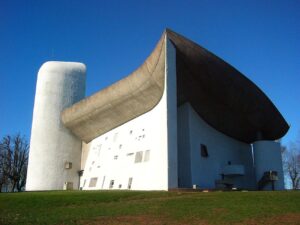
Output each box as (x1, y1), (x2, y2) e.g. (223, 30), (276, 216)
(26, 61), (86, 191)
(61, 35), (166, 143)
(62, 29), (288, 144)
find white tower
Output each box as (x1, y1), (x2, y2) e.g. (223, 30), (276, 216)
(26, 61), (86, 191)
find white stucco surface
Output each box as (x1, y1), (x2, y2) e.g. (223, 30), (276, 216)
(81, 38), (178, 191)
(253, 140), (285, 190)
(26, 61), (86, 191)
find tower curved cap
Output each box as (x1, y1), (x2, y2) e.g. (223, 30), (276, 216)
(62, 29), (289, 144)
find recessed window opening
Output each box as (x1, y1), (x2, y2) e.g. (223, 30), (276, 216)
(134, 151), (143, 163)
(200, 144), (208, 157)
(65, 162), (72, 169)
(144, 150), (150, 162)
(89, 177), (98, 187)
(113, 133), (118, 142)
(101, 176), (106, 189)
(114, 155), (118, 160)
(130, 130), (133, 134)
(128, 177), (133, 189)
(97, 145), (102, 156)
(118, 184), (122, 188)
(119, 144), (122, 149)
(109, 180), (114, 189)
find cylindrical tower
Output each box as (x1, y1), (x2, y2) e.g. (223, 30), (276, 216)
(253, 140), (285, 190)
(26, 61), (86, 191)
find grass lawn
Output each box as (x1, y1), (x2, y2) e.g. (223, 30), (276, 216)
(0, 190), (300, 225)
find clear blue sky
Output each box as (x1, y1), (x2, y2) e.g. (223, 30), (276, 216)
(0, 0), (299, 146)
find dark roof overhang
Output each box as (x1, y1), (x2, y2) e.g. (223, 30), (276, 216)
(62, 29), (289, 144)
(167, 29), (289, 143)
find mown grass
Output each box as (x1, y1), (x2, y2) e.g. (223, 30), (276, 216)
(0, 190), (299, 225)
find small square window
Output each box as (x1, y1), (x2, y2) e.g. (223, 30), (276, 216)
(65, 162), (72, 169)
(200, 144), (208, 157)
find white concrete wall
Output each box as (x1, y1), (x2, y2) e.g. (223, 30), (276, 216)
(26, 61), (86, 191)
(253, 140), (285, 190)
(177, 103), (256, 189)
(81, 39), (178, 191)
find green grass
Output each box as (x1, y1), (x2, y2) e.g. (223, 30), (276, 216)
(0, 190), (300, 225)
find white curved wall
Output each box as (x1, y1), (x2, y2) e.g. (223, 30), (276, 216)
(26, 61), (86, 191)
(80, 38), (177, 191)
(253, 140), (284, 190)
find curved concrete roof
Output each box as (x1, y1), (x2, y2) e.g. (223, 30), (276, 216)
(62, 29), (289, 144)
(61, 33), (166, 143)
(167, 30), (289, 143)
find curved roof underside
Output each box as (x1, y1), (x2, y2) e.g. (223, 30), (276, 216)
(62, 29), (289, 144)
(61, 33), (166, 143)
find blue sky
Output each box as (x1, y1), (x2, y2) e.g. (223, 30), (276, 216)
(0, 0), (299, 146)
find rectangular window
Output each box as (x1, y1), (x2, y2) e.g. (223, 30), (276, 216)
(128, 177), (133, 189)
(97, 144), (102, 157)
(134, 151), (143, 163)
(200, 144), (208, 157)
(114, 155), (118, 160)
(113, 133), (118, 142)
(101, 176), (106, 189)
(89, 177), (98, 187)
(109, 180), (114, 189)
(144, 150), (150, 162)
